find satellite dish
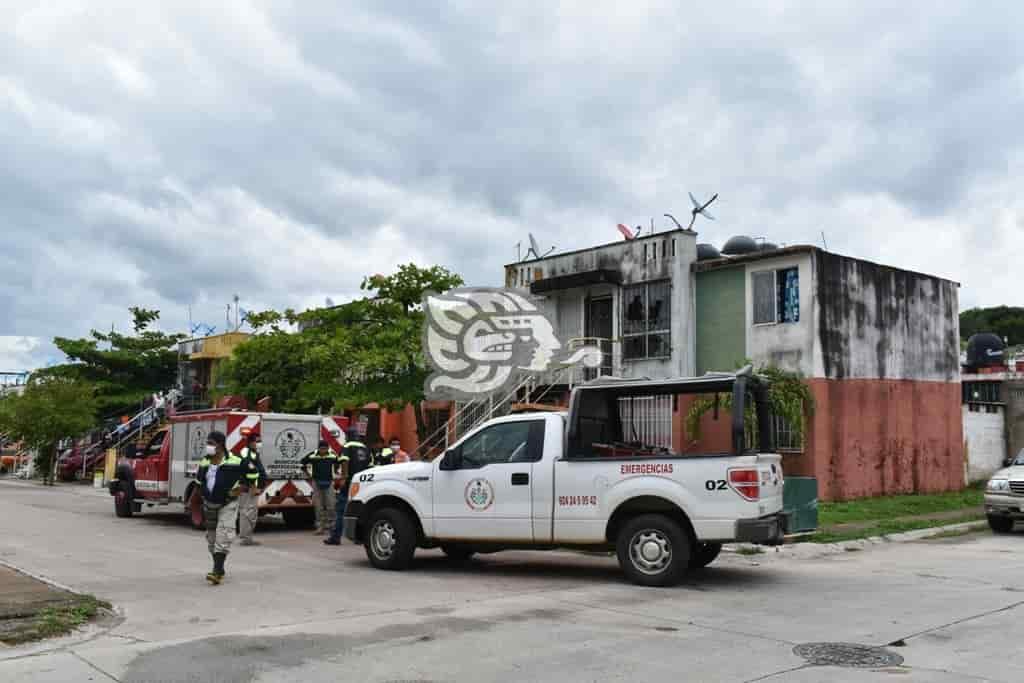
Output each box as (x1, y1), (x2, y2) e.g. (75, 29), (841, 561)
(686, 192), (718, 229)
(523, 233), (555, 260)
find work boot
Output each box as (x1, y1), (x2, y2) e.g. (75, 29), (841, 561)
(205, 553), (220, 584)
(207, 552), (226, 585)
(322, 538), (340, 546)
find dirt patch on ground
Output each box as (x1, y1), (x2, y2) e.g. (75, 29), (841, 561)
(0, 564), (107, 645)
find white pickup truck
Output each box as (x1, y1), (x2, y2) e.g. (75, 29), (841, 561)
(343, 368), (788, 586)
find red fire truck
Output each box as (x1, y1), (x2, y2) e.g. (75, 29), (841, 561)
(108, 409), (349, 529)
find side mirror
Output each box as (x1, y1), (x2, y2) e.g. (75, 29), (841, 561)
(439, 449), (461, 471)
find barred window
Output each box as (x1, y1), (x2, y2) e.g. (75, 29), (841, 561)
(622, 281), (671, 360)
(772, 413), (803, 451)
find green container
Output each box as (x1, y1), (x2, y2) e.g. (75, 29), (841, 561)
(783, 476), (818, 533)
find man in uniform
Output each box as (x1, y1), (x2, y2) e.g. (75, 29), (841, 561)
(237, 431), (268, 546)
(196, 430), (256, 584)
(324, 430), (372, 546)
(301, 440), (339, 535)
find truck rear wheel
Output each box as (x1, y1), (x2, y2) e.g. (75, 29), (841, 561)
(688, 542), (722, 569)
(365, 508), (416, 570)
(114, 483), (134, 518)
(283, 508), (315, 530)
(616, 514), (690, 587)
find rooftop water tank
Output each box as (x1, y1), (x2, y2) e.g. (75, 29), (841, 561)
(965, 333), (1006, 370)
(721, 235), (759, 256)
(759, 241), (779, 251)
(696, 243), (721, 260)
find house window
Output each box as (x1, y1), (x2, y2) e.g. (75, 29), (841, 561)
(752, 267), (800, 325)
(962, 381), (1002, 404)
(622, 280), (671, 360)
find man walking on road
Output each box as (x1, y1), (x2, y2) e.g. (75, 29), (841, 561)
(324, 430), (372, 546)
(301, 440), (339, 535)
(196, 430), (255, 585)
(237, 431), (267, 546)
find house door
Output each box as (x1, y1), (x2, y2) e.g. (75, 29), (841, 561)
(585, 297), (613, 379)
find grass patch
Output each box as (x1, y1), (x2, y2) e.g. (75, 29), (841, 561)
(735, 546), (765, 555)
(0, 594), (110, 645)
(819, 486), (983, 527)
(807, 513), (984, 544)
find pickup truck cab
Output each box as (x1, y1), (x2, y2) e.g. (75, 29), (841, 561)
(344, 367), (788, 586)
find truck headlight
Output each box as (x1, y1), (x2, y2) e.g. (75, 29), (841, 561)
(987, 478), (1009, 493)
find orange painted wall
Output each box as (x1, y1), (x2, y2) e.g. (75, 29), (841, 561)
(798, 379), (964, 501)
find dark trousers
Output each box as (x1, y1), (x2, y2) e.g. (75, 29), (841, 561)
(327, 490), (348, 541)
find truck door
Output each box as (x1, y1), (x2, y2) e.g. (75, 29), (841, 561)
(432, 419), (544, 542)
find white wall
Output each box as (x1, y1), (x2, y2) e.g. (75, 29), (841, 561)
(964, 406), (1007, 481)
(744, 252), (816, 376)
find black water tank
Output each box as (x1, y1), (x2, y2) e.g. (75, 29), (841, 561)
(721, 235), (758, 255)
(696, 243), (721, 260)
(759, 241), (779, 251)
(965, 333), (1006, 370)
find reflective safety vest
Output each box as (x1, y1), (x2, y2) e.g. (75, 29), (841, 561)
(239, 447), (267, 487)
(301, 451), (339, 486)
(342, 441), (371, 486)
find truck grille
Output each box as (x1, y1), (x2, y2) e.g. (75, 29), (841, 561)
(1009, 481), (1024, 495)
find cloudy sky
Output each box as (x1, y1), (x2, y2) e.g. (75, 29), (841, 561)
(2, 1), (1022, 371)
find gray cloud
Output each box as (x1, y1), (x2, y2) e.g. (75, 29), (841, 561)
(1, 1), (1022, 371)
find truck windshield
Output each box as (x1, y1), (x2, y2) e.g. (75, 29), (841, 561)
(566, 374), (773, 459)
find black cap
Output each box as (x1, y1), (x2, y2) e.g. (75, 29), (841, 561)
(318, 439), (328, 449)
(207, 430), (227, 447)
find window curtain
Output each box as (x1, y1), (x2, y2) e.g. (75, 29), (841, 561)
(780, 269), (800, 323)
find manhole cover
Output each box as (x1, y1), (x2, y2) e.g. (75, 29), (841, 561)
(793, 642), (904, 668)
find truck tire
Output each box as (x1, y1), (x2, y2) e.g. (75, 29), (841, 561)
(365, 507), (417, 570)
(987, 515), (1015, 534)
(688, 542), (722, 569)
(440, 544), (476, 563)
(283, 508), (316, 530)
(616, 513), (690, 587)
(114, 482), (134, 518)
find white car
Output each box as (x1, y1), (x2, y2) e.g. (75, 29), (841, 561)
(984, 450), (1024, 533)
(344, 368), (788, 586)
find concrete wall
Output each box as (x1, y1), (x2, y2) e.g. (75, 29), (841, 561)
(694, 267), (745, 375)
(800, 379), (964, 500)
(745, 252), (816, 375)
(813, 251), (960, 382)
(963, 406), (1006, 481)
(1005, 379), (1024, 463)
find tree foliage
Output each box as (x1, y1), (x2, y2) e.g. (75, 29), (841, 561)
(222, 264), (464, 442)
(959, 306), (1024, 346)
(37, 308), (185, 418)
(685, 360), (815, 446)
(0, 378), (97, 484)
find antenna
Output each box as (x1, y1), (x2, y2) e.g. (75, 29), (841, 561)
(233, 294), (240, 331)
(685, 192), (718, 230)
(820, 231), (828, 250)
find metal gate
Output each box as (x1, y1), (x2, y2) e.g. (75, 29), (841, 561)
(618, 395), (673, 448)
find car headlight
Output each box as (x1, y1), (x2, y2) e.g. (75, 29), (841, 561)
(987, 478), (1010, 493)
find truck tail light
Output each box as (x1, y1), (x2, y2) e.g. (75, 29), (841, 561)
(349, 482), (360, 499)
(728, 468), (760, 501)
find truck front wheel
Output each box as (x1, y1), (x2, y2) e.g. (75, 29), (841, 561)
(365, 508), (417, 570)
(987, 515), (1015, 534)
(616, 514), (690, 587)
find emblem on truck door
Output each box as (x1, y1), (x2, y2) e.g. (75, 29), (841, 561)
(422, 287), (602, 400)
(464, 478), (495, 511)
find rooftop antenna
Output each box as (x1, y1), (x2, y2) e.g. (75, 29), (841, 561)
(524, 232), (555, 260)
(685, 192), (718, 230)
(820, 231), (828, 250)
(515, 241), (522, 262)
(233, 294), (240, 331)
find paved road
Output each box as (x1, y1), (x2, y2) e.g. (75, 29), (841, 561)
(0, 479), (1022, 682)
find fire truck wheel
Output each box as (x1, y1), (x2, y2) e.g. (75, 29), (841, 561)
(114, 483), (134, 518)
(365, 508), (416, 570)
(688, 542), (722, 569)
(616, 513), (690, 587)
(283, 508), (315, 530)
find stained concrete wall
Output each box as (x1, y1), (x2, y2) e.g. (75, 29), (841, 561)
(813, 251), (960, 382)
(799, 379), (964, 500)
(504, 230), (698, 379)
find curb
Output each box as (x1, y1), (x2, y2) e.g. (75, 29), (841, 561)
(725, 519), (989, 560)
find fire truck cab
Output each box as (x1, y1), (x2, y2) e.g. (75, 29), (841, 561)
(108, 410), (349, 530)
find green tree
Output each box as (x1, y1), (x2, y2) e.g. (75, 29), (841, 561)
(685, 360), (815, 447)
(0, 378), (97, 485)
(960, 306), (1024, 346)
(38, 308), (185, 419)
(223, 264), (463, 445)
